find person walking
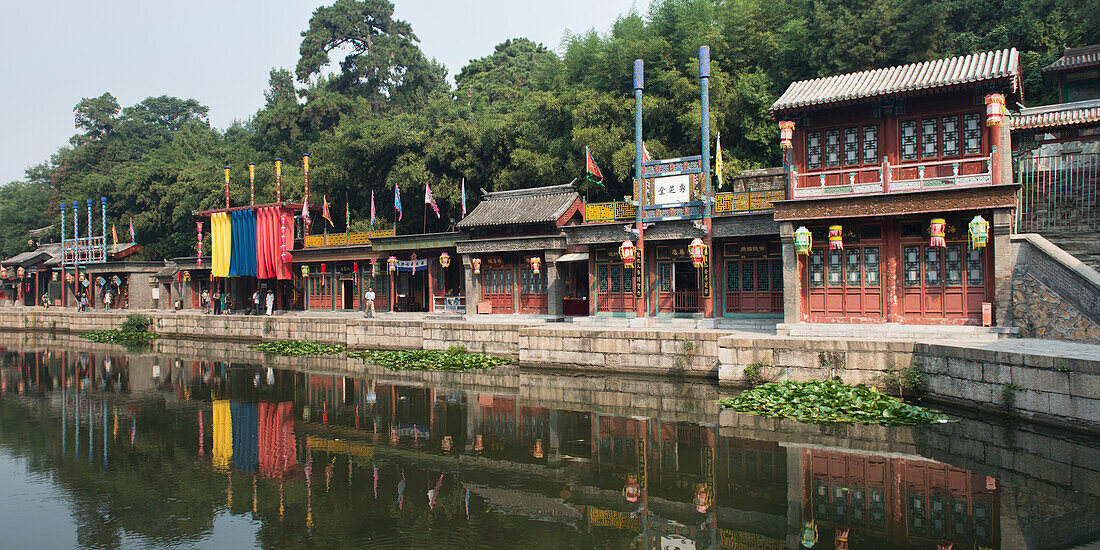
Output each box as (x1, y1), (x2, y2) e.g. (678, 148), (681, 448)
(363, 288), (376, 318)
(104, 291), (113, 311)
(201, 289), (210, 314)
(252, 290), (260, 316)
(212, 291), (221, 315)
(265, 290), (275, 316)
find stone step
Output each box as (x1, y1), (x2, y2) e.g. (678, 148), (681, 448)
(777, 322), (1018, 341)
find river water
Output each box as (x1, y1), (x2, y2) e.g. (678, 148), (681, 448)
(0, 334), (1097, 550)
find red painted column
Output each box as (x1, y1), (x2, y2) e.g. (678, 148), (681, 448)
(885, 219), (901, 323)
(704, 218), (714, 317)
(427, 262), (435, 313)
(389, 269), (395, 312)
(989, 122), (1003, 187)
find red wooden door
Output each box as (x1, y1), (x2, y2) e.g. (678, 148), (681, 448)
(518, 268), (547, 313)
(596, 264), (635, 313)
(725, 258), (783, 314)
(806, 245), (884, 321)
(901, 242), (985, 322)
(483, 267), (513, 313)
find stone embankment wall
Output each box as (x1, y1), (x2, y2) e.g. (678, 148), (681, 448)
(718, 335), (1100, 432)
(1009, 234), (1100, 344)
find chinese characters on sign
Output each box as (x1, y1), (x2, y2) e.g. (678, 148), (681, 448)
(653, 174), (691, 205)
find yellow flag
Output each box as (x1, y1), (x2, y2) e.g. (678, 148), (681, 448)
(112, 225), (118, 247)
(715, 132), (725, 189)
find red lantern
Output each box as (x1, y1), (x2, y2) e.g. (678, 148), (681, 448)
(17, 267), (25, 278)
(619, 240), (636, 268)
(320, 263), (327, 274)
(985, 93), (1005, 126)
(472, 258), (481, 274)
(929, 218), (946, 248)
(353, 262), (358, 273)
(695, 484), (710, 513)
(529, 256), (541, 274)
(0, 266), (6, 279)
(439, 252), (450, 269)
(688, 238), (707, 268)
(828, 226), (843, 250)
(387, 256), (397, 272)
(624, 475), (640, 503)
(779, 120), (795, 149)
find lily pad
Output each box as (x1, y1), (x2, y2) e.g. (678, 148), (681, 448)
(719, 380), (949, 426)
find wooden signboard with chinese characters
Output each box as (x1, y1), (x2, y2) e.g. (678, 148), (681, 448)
(633, 156), (710, 222)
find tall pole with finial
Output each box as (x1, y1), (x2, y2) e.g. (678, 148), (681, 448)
(249, 163), (255, 206)
(302, 154), (310, 207)
(275, 158), (282, 203)
(100, 197), (106, 258)
(699, 45), (714, 317)
(224, 166), (231, 209)
(633, 58), (646, 319)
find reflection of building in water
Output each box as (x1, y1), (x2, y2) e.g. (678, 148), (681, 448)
(801, 448), (998, 550)
(259, 402), (297, 478)
(212, 400), (232, 471)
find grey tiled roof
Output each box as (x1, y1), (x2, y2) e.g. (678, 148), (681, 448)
(772, 48), (1020, 113)
(457, 184), (579, 228)
(1011, 99), (1100, 131)
(1044, 44), (1100, 73)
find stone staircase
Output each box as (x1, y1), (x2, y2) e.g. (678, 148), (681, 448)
(777, 322), (1017, 341)
(1038, 231), (1100, 272)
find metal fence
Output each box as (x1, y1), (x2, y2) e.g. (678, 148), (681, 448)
(1016, 152), (1100, 232)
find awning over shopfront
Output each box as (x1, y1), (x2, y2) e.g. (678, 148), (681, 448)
(555, 253), (589, 263)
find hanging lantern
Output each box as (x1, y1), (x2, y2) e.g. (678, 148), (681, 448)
(929, 218), (947, 248)
(688, 238), (708, 268)
(969, 215), (989, 249)
(197, 220), (203, 267)
(623, 474), (640, 503)
(694, 484), (710, 514)
(17, 267), (25, 278)
(79, 273), (85, 282)
(300, 265), (309, 278)
(985, 93), (1005, 126)
(472, 258), (481, 274)
(52, 271), (59, 281)
(442, 435), (453, 453)
(529, 256), (541, 274)
(619, 240), (637, 268)
(532, 439), (544, 459)
(65, 273), (73, 283)
(0, 267), (6, 279)
(353, 262), (358, 273)
(794, 226), (812, 255)
(387, 256), (398, 272)
(439, 252), (450, 269)
(828, 225), (844, 250)
(320, 263), (327, 274)
(183, 271), (191, 281)
(779, 120), (795, 149)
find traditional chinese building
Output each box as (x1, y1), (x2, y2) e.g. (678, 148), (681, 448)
(771, 48), (1021, 326)
(456, 184), (585, 315)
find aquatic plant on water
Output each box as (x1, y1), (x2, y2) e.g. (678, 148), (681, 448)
(348, 348), (513, 371)
(81, 329), (159, 346)
(249, 340), (346, 356)
(719, 380), (950, 426)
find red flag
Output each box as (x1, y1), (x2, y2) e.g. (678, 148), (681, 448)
(322, 195), (333, 227)
(585, 147), (604, 186)
(425, 182), (440, 218)
(642, 142), (652, 162)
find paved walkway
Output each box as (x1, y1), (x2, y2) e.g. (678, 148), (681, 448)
(6, 305), (1099, 359)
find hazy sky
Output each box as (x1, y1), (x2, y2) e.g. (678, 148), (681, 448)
(0, 0), (640, 185)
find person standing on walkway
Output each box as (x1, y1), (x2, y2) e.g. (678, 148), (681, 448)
(104, 291), (113, 311)
(212, 291), (220, 315)
(265, 290), (275, 316)
(221, 291), (229, 315)
(41, 293), (49, 308)
(363, 288), (376, 318)
(252, 290), (260, 315)
(201, 289), (210, 314)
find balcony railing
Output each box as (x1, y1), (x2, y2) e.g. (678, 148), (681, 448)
(584, 186), (786, 223)
(713, 188), (786, 214)
(791, 156), (993, 199)
(586, 201), (637, 222)
(303, 229), (396, 248)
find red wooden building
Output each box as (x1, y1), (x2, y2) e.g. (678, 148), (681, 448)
(771, 48), (1022, 325)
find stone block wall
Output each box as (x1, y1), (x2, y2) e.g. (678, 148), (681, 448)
(1009, 234), (1100, 344)
(520, 327), (726, 378)
(421, 322), (522, 358)
(347, 319), (423, 350)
